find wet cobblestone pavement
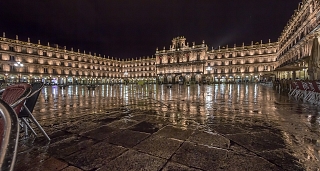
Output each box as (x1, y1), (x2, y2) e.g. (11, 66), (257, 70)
(14, 84), (320, 171)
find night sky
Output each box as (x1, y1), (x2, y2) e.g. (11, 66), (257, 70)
(0, 0), (302, 59)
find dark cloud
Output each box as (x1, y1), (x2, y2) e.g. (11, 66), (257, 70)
(0, 0), (301, 59)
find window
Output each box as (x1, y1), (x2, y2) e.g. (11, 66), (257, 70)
(44, 68), (48, 73)
(197, 54), (200, 60)
(245, 67), (249, 72)
(10, 55), (15, 61)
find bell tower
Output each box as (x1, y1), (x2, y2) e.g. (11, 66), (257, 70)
(172, 36), (187, 50)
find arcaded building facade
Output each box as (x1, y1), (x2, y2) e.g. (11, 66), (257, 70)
(276, 0), (320, 80)
(155, 37), (278, 84)
(0, 0), (319, 85)
(0, 34), (125, 85)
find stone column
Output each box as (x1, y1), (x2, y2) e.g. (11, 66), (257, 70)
(316, 68), (320, 80)
(292, 71), (296, 80)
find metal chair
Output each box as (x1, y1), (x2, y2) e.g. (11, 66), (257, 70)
(0, 98), (22, 171)
(19, 82), (50, 141)
(0, 83), (32, 116)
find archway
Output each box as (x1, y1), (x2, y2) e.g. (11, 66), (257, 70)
(185, 75), (191, 83)
(158, 76), (164, 84)
(175, 75), (184, 84)
(205, 76), (212, 84)
(195, 74), (202, 83)
(167, 75), (173, 83)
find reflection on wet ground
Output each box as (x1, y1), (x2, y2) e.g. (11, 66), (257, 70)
(15, 84), (320, 171)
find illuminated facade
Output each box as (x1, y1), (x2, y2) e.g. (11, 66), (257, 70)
(156, 37), (278, 84)
(0, 0), (319, 85)
(276, 0), (320, 80)
(0, 34), (124, 84)
(122, 57), (157, 84)
(155, 36), (207, 84)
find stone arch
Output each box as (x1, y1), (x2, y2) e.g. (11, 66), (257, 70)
(167, 75), (173, 83)
(195, 74), (202, 83)
(185, 74), (191, 82)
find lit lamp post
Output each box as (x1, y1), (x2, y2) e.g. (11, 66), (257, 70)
(14, 61), (24, 83)
(206, 66), (212, 72)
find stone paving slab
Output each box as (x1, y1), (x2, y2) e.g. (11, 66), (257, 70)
(80, 125), (119, 141)
(171, 141), (281, 171)
(65, 121), (102, 134)
(258, 149), (304, 171)
(14, 150), (50, 171)
(216, 150), (283, 171)
(187, 130), (230, 149)
(97, 150), (166, 171)
(129, 121), (163, 134)
(226, 131), (286, 153)
(106, 129), (150, 148)
(25, 157), (68, 171)
(61, 166), (83, 171)
(64, 141), (127, 170)
(106, 118), (140, 129)
(134, 135), (183, 159)
(49, 136), (97, 158)
(161, 162), (203, 171)
(208, 124), (247, 134)
(154, 125), (194, 140)
(171, 141), (230, 170)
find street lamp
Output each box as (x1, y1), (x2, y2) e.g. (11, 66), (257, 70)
(14, 62), (24, 82)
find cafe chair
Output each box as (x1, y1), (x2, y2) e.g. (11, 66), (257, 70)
(0, 99), (21, 171)
(19, 82), (50, 141)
